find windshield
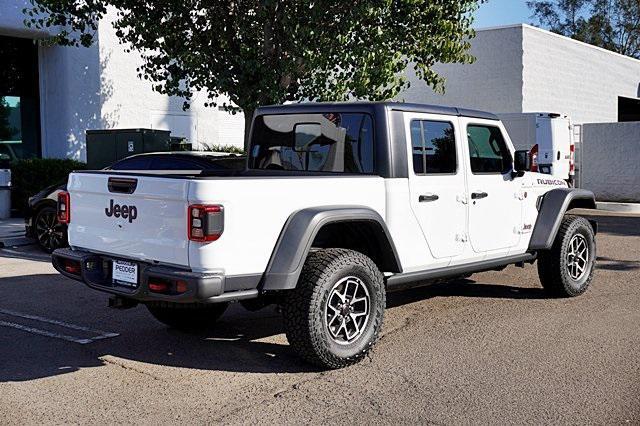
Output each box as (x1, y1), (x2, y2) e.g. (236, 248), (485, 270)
(248, 113), (374, 174)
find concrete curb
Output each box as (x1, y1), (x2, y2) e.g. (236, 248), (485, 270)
(596, 202), (640, 214)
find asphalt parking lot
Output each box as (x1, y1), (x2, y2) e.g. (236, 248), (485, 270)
(0, 210), (638, 424)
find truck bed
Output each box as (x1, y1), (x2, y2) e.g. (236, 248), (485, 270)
(66, 170), (387, 275)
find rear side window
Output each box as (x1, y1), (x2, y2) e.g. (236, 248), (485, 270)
(249, 113), (374, 174)
(467, 125), (512, 174)
(410, 120), (457, 175)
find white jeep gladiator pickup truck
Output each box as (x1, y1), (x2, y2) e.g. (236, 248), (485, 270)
(52, 102), (597, 369)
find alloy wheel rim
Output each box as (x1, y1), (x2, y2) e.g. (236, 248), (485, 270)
(324, 276), (370, 345)
(566, 234), (589, 280)
(36, 210), (65, 251)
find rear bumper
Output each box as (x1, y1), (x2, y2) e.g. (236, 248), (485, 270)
(51, 248), (258, 304)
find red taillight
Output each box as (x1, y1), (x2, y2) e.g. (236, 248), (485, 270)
(148, 281), (170, 293)
(529, 144), (539, 173)
(188, 205), (224, 242)
(57, 191), (70, 224)
(175, 280), (188, 293)
(569, 144), (575, 175)
(63, 259), (81, 275)
(148, 278), (188, 294)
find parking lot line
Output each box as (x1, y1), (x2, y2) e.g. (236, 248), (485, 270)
(0, 320), (94, 344)
(0, 308), (120, 344)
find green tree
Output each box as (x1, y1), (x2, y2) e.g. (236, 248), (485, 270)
(24, 0), (484, 148)
(528, 0), (640, 58)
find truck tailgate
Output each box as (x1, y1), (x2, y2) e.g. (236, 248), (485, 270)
(67, 173), (190, 267)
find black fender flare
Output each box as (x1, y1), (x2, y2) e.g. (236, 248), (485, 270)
(528, 188), (597, 250)
(260, 206), (402, 291)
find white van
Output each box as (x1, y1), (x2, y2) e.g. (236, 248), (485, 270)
(499, 113), (575, 185)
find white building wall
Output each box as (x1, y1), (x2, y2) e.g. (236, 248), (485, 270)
(581, 122), (640, 202)
(400, 26), (524, 113)
(2, 3), (244, 161)
(0, 0), (56, 38)
(401, 24), (640, 125)
(521, 25), (640, 124)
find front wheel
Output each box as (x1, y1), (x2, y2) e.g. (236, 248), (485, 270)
(282, 248), (386, 369)
(537, 215), (596, 297)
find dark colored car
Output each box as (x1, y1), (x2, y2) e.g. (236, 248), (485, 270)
(25, 152), (246, 252)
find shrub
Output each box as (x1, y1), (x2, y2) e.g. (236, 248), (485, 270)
(199, 143), (245, 155)
(10, 158), (86, 214)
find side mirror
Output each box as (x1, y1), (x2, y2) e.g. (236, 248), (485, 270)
(512, 150), (530, 178)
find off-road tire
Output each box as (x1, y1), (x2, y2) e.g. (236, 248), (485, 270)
(537, 215), (596, 297)
(146, 302), (228, 330)
(282, 248), (385, 369)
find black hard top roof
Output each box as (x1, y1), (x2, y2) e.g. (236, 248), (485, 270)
(255, 101), (499, 121)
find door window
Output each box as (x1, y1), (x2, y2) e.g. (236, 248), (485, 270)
(410, 120), (457, 175)
(467, 125), (512, 174)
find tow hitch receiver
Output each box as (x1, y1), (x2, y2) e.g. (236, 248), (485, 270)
(108, 296), (138, 310)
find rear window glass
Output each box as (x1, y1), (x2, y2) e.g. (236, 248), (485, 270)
(110, 157), (151, 170)
(148, 157), (203, 170)
(248, 113), (374, 173)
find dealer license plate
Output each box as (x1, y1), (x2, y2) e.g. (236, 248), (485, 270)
(112, 260), (138, 287)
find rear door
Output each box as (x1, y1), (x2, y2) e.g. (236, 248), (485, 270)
(67, 173), (191, 267)
(406, 114), (467, 260)
(462, 119), (522, 254)
(537, 115), (572, 179)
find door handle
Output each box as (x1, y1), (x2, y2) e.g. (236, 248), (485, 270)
(471, 191), (488, 200)
(419, 194), (439, 202)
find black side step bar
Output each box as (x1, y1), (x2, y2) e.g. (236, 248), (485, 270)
(386, 253), (537, 291)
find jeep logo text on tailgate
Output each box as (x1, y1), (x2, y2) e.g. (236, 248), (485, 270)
(105, 199), (138, 223)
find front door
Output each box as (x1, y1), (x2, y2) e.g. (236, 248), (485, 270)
(407, 114), (466, 260)
(463, 120), (522, 253)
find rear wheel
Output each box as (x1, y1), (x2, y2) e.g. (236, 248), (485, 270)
(537, 215), (596, 297)
(34, 206), (67, 253)
(282, 248), (385, 369)
(146, 302), (228, 330)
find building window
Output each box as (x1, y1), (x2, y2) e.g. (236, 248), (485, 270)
(0, 36), (41, 162)
(618, 96), (640, 122)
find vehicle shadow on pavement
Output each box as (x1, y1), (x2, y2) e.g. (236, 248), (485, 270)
(386, 277), (547, 308)
(0, 273), (318, 382)
(0, 272), (552, 382)
(596, 256), (640, 271)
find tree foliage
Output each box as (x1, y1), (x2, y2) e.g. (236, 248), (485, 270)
(24, 0), (484, 145)
(528, 0), (640, 58)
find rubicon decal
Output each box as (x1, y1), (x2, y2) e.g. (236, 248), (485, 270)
(105, 199), (138, 223)
(537, 178), (566, 186)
